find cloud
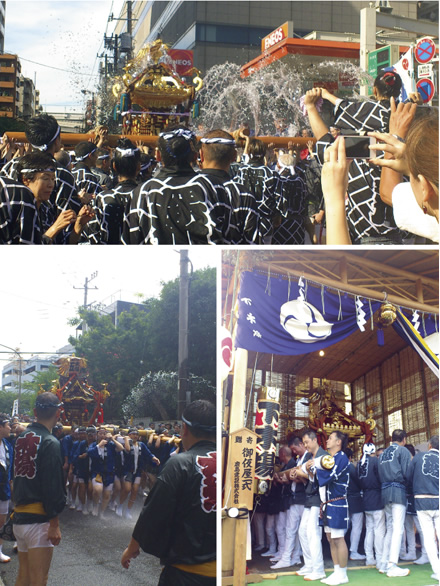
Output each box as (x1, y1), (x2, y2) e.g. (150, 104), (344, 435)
(5, 0), (124, 112)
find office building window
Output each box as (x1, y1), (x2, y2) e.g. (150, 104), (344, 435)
(196, 23), (273, 46)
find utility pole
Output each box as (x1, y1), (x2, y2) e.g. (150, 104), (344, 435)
(178, 251), (191, 418)
(127, 1), (133, 61)
(0, 343), (22, 414)
(114, 34), (119, 73)
(74, 272), (98, 334)
(74, 271), (98, 309)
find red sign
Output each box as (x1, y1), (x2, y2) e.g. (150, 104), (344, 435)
(262, 22), (291, 53)
(314, 81), (338, 92)
(415, 38), (436, 64)
(416, 78), (435, 103)
(168, 49), (194, 77)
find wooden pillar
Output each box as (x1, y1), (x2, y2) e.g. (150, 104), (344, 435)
(397, 351), (406, 430)
(378, 366), (387, 445)
(222, 348), (249, 583)
(419, 355), (432, 439)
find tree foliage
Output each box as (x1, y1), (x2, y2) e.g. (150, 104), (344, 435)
(0, 390), (37, 417)
(122, 371), (215, 421)
(22, 365), (59, 394)
(68, 267), (215, 420)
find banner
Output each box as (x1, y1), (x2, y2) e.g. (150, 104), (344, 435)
(393, 310), (439, 378)
(389, 46), (415, 102)
(235, 271), (381, 355)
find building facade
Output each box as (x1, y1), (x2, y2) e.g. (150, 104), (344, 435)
(0, 53), (19, 118)
(17, 74), (36, 120)
(0, 2), (5, 54)
(109, 1), (424, 75)
(2, 355), (55, 392)
(1, 345), (74, 392)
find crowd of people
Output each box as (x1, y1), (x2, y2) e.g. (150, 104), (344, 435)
(251, 429), (439, 585)
(58, 421), (180, 520)
(0, 395), (217, 586)
(0, 68), (436, 245)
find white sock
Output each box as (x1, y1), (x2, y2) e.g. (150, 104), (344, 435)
(339, 566), (347, 578)
(329, 564), (340, 577)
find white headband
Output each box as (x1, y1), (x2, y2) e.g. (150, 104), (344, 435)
(31, 126), (61, 152)
(200, 137), (236, 146)
(21, 167), (55, 174)
(278, 162), (295, 175)
(97, 153), (110, 160)
(115, 147), (139, 157)
(75, 147), (97, 161)
(360, 443), (376, 466)
(141, 160), (154, 171)
(159, 128), (195, 141)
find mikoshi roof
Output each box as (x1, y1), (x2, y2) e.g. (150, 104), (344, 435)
(222, 249), (438, 383)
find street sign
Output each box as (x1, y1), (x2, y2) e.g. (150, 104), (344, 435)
(367, 45), (400, 93)
(418, 64), (433, 78)
(415, 38), (436, 64)
(416, 78), (435, 103)
(261, 21), (293, 53)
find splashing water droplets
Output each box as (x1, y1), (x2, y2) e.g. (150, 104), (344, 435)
(198, 58), (374, 135)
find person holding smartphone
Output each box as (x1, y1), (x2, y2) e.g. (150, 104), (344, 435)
(305, 70), (410, 245)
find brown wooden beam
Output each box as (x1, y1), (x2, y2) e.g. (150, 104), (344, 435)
(265, 263), (438, 314)
(340, 256), (348, 284)
(416, 278), (424, 304)
(4, 132), (315, 149)
(258, 252), (438, 290)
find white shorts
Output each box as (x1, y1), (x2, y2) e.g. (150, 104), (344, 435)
(92, 478), (113, 491)
(0, 500), (10, 515)
(324, 526), (345, 538)
(13, 522), (54, 552)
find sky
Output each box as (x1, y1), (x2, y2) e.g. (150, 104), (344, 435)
(5, 0), (125, 112)
(0, 247), (219, 369)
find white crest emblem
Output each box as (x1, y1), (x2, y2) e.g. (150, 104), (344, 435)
(280, 296), (332, 343)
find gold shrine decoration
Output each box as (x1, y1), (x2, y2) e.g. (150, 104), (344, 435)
(378, 302), (398, 326)
(304, 380), (377, 445)
(112, 39), (203, 110)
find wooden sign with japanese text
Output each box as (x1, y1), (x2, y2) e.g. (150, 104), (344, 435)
(224, 427), (259, 511)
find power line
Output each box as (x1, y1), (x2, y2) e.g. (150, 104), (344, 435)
(18, 57), (99, 77)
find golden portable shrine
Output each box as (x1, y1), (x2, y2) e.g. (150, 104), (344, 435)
(251, 381), (377, 496)
(45, 356), (109, 427)
(112, 39), (203, 136)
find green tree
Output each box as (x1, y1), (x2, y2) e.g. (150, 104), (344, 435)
(22, 365), (59, 394)
(0, 118), (26, 134)
(122, 371), (215, 422)
(68, 267), (215, 420)
(0, 390), (38, 417)
(146, 267), (216, 381)
(68, 306), (151, 419)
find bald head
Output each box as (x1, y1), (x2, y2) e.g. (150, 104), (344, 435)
(279, 446), (292, 464)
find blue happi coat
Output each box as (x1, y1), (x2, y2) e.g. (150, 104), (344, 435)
(315, 450), (350, 529)
(408, 449), (439, 512)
